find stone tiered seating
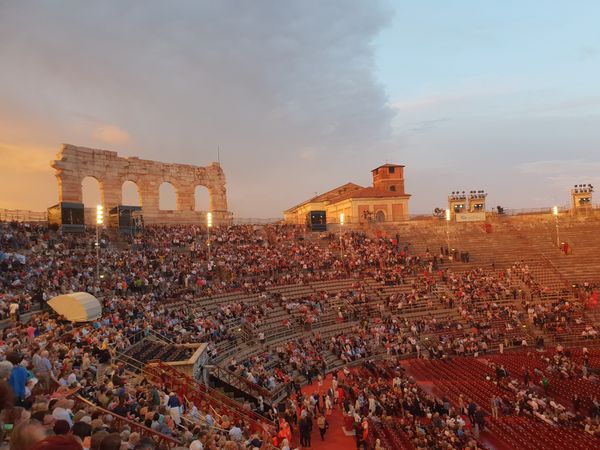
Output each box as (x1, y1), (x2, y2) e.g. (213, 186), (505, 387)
(408, 217), (600, 289)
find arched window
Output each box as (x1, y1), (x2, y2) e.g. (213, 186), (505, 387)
(122, 181), (141, 206)
(194, 186), (210, 212)
(375, 210), (386, 222)
(390, 185), (396, 192)
(82, 176), (102, 207)
(159, 182), (177, 210)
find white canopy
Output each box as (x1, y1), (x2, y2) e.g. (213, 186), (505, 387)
(47, 292), (102, 322)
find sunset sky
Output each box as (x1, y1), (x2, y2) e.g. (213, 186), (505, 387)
(1, 1), (599, 217)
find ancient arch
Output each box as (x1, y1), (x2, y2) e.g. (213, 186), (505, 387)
(122, 180), (141, 206)
(81, 176), (102, 207)
(194, 185), (210, 212)
(159, 182), (177, 210)
(51, 144), (231, 225)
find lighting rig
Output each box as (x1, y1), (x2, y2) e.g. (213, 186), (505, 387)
(447, 191), (467, 216)
(571, 183), (594, 212)
(468, 190), (487, 212)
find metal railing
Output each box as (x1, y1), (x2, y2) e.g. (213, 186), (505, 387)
(232, 217), (282, 225)
(73, 395), (182, 448)
(0, 208), (48, 222)
(209, 365), (273, 402)
(146, 360), (274, 436)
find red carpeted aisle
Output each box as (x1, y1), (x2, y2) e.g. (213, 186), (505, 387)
(289, 373), (356, 450)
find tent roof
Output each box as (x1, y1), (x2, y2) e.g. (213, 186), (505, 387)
(47, 292), (102, 323)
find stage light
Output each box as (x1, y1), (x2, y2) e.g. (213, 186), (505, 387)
(340, 213), (345, 225)
(207, 212), (213, 228)
(96, 205), (103, 225)
(445, 209), (451, 221)
(95, 205), (104, 279)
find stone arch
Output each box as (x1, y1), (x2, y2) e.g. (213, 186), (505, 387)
(52, 144), (231, 225)
(159, 181), (177, 210)
(122, 180), (142, 206)
(194, 185), (210, 212)
(375, 210), (386, 222)
(82, 176), (103, 207)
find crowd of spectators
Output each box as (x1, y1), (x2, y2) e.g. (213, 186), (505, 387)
(2, 219), (600, 449)
(342, 360), (483, 449)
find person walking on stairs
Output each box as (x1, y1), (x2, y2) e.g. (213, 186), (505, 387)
(299, 411), (312, 447)
(317, 413), (328, 441)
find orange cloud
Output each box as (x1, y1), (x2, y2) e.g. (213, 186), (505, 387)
(92, 124), (131, 145)
(0, 144), (57, 210)
(0, 143), (54, 173)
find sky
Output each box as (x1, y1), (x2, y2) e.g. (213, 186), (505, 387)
(1, 0), (599, 217)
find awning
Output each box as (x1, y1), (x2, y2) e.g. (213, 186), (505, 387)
(47, 292), (102, 322)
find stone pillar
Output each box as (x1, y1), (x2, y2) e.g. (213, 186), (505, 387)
(54, 170), (83, 203)
(138, 178), (160, 216)
(209, 186), (228, 211)
(102, 176), (123, 211)
(176, 185), (195, 212)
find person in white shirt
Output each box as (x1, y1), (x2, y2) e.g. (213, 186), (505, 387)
(9, 301), (19, 321)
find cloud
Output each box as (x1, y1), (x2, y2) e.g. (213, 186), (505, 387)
(0, 0), (395, 216)
(580, 46), (597, 60)
(517, 159), (600, 175)
(517, 159), (600, 190)
(391, 84), (518, 112)
(0, 144), (53, 173)
(300, 148), (317, 161)
(92, 124), (131, 145)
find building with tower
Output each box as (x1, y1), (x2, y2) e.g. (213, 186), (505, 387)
(284, 163), (410, 226)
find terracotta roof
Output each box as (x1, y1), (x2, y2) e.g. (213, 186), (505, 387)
(284, 182), (363, 213)
(372, 163), (405, 172)
(328, 186), (410, 204)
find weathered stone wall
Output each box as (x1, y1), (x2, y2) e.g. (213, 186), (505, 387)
(51, 144), (231, 225)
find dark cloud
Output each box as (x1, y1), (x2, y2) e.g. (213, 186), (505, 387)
(0, 0), (395, 216)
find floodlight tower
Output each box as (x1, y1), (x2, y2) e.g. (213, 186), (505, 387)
(339, 213), (345, 260)
(207, 212), (213, 265)
(468, 190), (488, 213)
(447, 191), (467, 219)
(571, 184), (594, 215)
(552, 206), (560, 248)
(96, 205), (103, 278)
(445, 209), (451, 250)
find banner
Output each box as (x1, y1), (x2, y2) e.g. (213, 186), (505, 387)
(455, 212), (486, 222)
